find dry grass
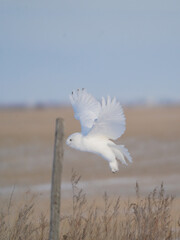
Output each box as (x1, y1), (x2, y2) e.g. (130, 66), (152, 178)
(0, 192), (49, 240)
(1, 172), (180, 240)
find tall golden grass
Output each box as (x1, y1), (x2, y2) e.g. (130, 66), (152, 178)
(1, 172), (180, 240)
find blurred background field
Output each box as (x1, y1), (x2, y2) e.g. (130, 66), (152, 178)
(0, 105), (180, 221)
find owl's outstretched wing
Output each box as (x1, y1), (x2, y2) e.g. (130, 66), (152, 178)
(88, 96), (126, 140)
(70, 89), (101, 135)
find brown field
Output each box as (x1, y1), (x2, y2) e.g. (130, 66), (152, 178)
(0, 105), (180, 233)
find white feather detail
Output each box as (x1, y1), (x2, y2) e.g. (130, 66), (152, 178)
(70, 88), (100, 135)
(109, 144), (132, 164)
(88, 96), (126, 140)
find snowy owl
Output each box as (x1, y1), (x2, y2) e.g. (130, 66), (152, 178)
(66, 88), (132, 173)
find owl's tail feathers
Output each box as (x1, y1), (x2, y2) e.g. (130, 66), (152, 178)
(109, 144), (132, 165)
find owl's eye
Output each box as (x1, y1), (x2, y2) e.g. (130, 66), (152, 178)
(69, 139), (72, 141)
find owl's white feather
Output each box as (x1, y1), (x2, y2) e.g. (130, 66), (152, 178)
(89, 96), (126, 140)
(70, 88), (100, 135)
(67, 88), (132, 173)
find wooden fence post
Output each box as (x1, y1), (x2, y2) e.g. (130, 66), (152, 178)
(49, 118), (64, 240)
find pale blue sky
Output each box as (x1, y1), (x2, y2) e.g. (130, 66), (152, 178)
(1, 0), (180, 104)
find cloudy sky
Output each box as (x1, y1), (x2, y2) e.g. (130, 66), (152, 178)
(1, 0), (180, 105)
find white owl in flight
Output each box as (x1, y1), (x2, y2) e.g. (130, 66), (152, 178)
(66, 88), (132, 173)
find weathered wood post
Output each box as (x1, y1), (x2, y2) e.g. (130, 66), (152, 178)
(49, 118), (64, 240)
